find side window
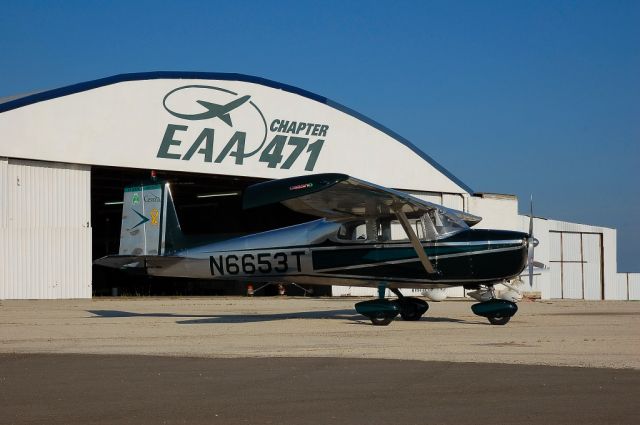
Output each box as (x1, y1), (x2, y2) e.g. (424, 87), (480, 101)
(335, 212), (462, 243)
(335, 220), (386, 242)
(389, 219), (427, 241)
(336, 221), (367, 241)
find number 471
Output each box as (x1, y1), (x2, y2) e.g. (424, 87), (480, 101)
(259, 135), (324, 171)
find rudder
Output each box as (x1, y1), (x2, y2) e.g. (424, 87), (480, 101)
(118, 181), (185, 256)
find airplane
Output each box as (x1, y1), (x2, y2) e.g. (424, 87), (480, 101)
(167, 95), (251, 125)
(95, 173), (538, 326)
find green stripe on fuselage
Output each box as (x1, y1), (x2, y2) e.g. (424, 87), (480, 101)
(312, 243), (519, 270)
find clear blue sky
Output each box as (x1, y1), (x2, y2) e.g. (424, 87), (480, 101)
(1, 0), (638, 270)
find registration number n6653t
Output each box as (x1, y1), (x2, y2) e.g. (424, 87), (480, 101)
(209, 250), (306, 276)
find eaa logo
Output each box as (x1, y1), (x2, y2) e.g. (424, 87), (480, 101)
(157, 85), (268, 165)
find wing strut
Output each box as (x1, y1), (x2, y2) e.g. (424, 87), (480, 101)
(393, 208), (436, 275)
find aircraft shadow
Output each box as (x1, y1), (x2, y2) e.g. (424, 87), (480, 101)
(87, 310), (473, 325)
(87, 309), (363, 324)
(421, 316), (470, 324)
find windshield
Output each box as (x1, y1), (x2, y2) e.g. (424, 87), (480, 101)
(423, 209), (467, 239)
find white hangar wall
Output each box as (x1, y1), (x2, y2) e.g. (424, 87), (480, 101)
(0, 158), (91, 299)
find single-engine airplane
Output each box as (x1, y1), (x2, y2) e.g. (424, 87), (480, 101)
(95, 173), (538, 326)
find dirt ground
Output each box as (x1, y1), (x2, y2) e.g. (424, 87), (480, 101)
(1, 297), (639, 369)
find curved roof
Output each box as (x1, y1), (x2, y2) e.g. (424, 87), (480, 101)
(0, 72), (472, 193)
(0, 71), (473, 193)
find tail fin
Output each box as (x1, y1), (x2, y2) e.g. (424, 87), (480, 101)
(118, 181), (185, 256)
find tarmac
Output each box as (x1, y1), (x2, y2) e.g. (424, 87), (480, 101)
(1, 297), (639, 424)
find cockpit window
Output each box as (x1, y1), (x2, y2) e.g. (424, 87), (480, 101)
(336, 221), (366, 241)
(335, 209), (467, 243)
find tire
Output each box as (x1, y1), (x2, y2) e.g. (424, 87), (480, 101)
(370, 312), (394, 326)
(487, 314), (511, 325)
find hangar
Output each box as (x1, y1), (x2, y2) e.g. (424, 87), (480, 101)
(0, 72), (637, 300)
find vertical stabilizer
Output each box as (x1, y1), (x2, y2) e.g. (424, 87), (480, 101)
(118, 182), (184, 256)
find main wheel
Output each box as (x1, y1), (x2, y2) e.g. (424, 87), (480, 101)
(487, 314), (511, 325)
(398, 298), (428, 321)
(370, 312), (394, 326)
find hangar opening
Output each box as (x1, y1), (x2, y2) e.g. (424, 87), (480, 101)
(90, 166), (324, 296)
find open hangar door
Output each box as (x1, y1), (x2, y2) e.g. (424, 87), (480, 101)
(91, 166), (328, 296)
(548, 231), (604, 300)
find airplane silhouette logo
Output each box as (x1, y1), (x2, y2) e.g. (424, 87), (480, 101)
(166, 95), (251, 126)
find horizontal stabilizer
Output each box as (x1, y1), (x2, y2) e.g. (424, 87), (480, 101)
(94, 255), (185, 271)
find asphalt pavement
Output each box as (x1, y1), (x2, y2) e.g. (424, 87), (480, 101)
(1, 354), (638, 425)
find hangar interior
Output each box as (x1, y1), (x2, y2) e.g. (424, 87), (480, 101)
(91, 166), (325, 296)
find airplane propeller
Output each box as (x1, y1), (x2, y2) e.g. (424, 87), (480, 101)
(498, 197), (539, 301)
(527, 196), (539, 288)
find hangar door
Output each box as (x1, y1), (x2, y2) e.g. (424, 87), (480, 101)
(549, 231), (603, 300)
(0, 158), (91, 299)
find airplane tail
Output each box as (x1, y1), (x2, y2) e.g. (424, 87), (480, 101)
(118, 181), (185, 256)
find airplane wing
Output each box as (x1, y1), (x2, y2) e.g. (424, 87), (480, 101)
(244, 174), (480, 275)
(243, 173), (481, 226)
(196, 100), (221, 112)
(196, 100), (233, 126)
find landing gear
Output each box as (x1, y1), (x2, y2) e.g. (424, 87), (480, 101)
(471, 294), (518, 325)
(370, 312), (395, 326)
(354, 299), (400, 326)
(487, 314), (511, 326)
(391, 288), (429, 321)
(355, 288), (429, 326)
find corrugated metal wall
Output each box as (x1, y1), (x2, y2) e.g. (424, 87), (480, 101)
(582, 233), (603, 300)
(561, 233), (583, 298)
(628, 274), (640, 301)
(548, 230), (603, 300)
(0, 158), (91, 299)
(549, 232), (562, 298)
(613, 274), (629, 300)
(612, 273), (640, 301)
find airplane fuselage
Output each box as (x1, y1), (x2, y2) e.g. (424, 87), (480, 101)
(149, 219), (528, 289)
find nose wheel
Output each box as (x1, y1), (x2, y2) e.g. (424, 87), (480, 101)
(370, 312), (395, 326)
(487, 314), (511, 325)
(471, 297), (518, 325)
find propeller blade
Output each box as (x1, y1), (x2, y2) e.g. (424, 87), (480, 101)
(528, 243), (534, 287)
(529, 195), (533, 237)
(527, 195), (534, 287)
